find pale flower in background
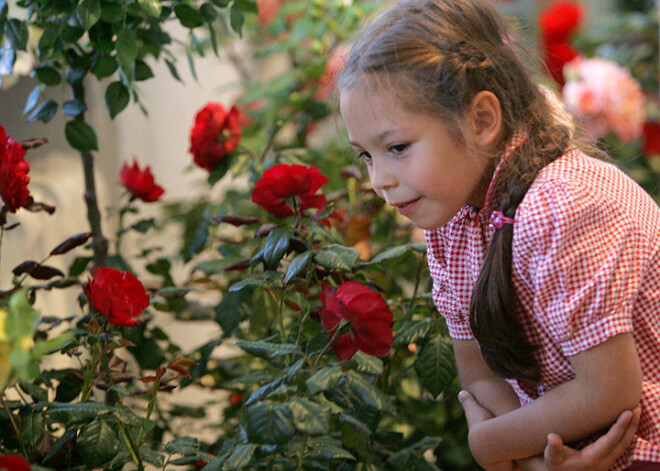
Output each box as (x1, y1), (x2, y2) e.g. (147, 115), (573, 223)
(562, 57), (645, 142)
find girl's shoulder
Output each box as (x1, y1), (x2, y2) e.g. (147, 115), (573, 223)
(518, 148), (660, 235)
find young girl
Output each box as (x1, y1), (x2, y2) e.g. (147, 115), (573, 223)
(337, 1), (659, 470)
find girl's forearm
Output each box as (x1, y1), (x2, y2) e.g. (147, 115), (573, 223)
(468, 334), (642, 467)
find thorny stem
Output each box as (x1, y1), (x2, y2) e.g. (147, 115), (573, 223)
(117, 419), (144, 471)
(2, 397), (28, 459)
(312, 321), (346, 370)
(405, 255), (424, 321)
(71, 80), (108, 268)
(137, 375), (161, 447)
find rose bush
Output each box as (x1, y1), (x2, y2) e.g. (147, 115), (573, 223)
(120, 159), (165, 203)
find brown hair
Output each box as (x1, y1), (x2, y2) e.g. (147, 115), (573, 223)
(337, 0), (583, 381)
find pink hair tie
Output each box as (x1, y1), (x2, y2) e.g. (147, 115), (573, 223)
(489, 211), (515, 230)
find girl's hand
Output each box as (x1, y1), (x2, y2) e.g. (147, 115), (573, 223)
(459, 390), (518, 471)
(544, 406), (641, 471)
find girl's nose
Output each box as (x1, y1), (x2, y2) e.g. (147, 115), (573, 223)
(369, 159), (398, 192)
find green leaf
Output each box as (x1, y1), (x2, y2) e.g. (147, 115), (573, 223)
(306, 366), (342, 395)
(134, 59), (154, 81)
(352, 351), (383, 375)
(20, 409), (44, 445)
(0, 47), (15, 76)
(165, 436), (200, 455)
(200, 3), (218, 21)
(182, 206), (210, 262)
(37, 23), (60, 58)
(47, 402), (111, 424)
(345, 371), (394, 413)
(164, 58), (182, 82)
(92, 55), (118, 79)
(340, 414), (374, 461)
(413, 334), (456, 397)
(288, 397), (331, 435)
(62, 99), (87, 117)
(229, 3), (245, 36)
(284, 251), (310, 284)
(43, 429), (77, 463)
(207, 156), (230, 186)
(263, 226), (292, 268)
(236, 340), (302, 359)
(77, 0), (101, 30)
(19, 381), (48, 402)
(214, 290), (247, 335)
(307, 443), (355, 461)
(139, 445), (165, 467)
(210, 0), (230, 7)
(223, 444), (256, 470)
(105, 81), (129, 119)
(393, 318), (433, 347)
(138, 0), (162, 18)
(34, 65), (61, 86)
(68, 256), (92, 277)
(369, 244), (411, 264)
(77, 419), (119, 468)
(116, 29), (138, 71)
(228, 277), (264, 293)
(5, 18), (28, 50)
(100, 2), (124, 23)
(314, 244), (360, 271)
(65, 120), (99, 152)
(174, 4), (204, 28)
(27, 99), (58, 123)
(23, 86), (41, 115)
(245, 402), (293, 445)
(234, 0), (258, 13)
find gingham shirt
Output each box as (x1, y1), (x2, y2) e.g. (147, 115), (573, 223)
(425, 135), (660, 469)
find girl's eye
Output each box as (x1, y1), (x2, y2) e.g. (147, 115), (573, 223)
(389, 143), (409, 154)
(356, 151), (372, 163)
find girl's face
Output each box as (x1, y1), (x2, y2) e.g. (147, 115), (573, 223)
(340, 86), (494, 230)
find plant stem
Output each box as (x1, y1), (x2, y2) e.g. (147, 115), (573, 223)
(117, 419), (144, 471)
(71, 80), (108, 268)
(137, 378), (160, 447)
(2, 397), (28, 458)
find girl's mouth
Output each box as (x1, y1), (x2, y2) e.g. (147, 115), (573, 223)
(392, 197), (421, 217)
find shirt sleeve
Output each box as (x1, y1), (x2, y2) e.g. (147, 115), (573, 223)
(425, 229), (474, 340)
(514, 177), (649, 357)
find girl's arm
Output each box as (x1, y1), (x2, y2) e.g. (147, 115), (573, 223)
(465, 332), (642, 467)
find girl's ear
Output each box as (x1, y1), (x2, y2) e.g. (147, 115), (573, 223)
(467, 91), (502, 148)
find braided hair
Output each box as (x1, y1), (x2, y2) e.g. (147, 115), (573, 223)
(337, 0), (579, 382)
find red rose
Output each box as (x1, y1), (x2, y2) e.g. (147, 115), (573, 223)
(543, 41), (580, 87)
(316, 281), (393, 360)
(0, 125), (30, 214)
(256, 0), (283, 27)
(0, 454), (31, 471)
(251, 164), (328, 218)
(83, 268), (150, 326)
(228, 392), (243, 405)
(539, 1), (584, 42)
(120, 159), (165, 202)
(643, 121), (660, 156)
(189, 103), (241, 172)
(539, 1), (583, 86)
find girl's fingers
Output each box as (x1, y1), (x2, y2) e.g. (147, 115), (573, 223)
(544, 433), (565, 466)
(590, 409), (634, 457)
(458, 390), (493, 428)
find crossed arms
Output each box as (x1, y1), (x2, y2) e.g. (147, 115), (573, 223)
(454, 333), (643, 470)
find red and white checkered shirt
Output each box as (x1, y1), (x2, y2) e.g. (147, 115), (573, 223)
(425, 135), (660, 469)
